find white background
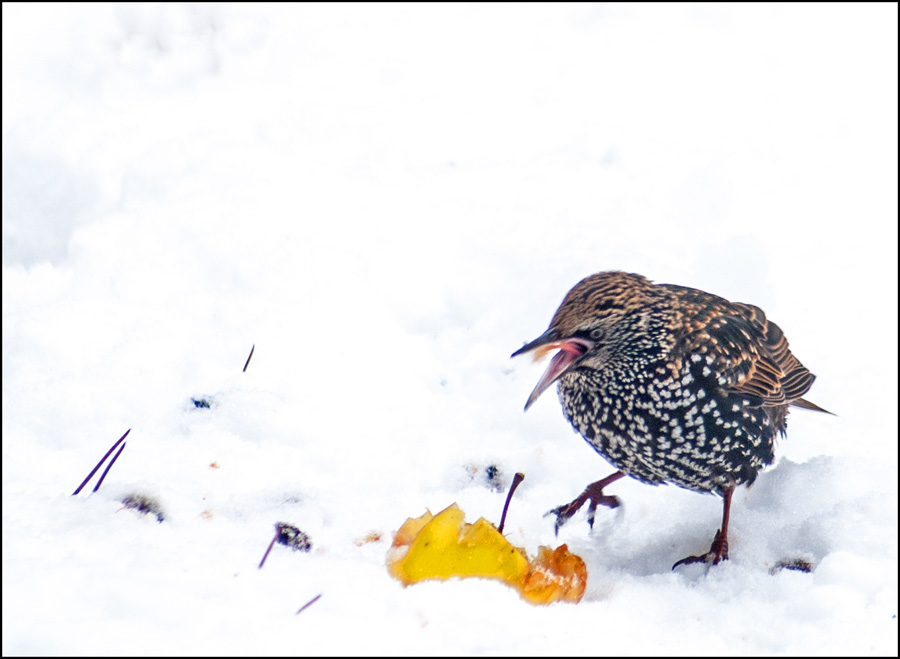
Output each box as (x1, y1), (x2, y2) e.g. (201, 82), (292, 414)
(3, 3), (897, 654)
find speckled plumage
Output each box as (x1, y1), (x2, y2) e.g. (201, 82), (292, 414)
(513, 271), (829, 567)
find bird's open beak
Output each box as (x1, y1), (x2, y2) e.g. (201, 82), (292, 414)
(511, 330), (593, 411)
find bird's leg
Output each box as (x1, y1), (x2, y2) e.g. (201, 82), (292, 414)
(672, 486), (734, 569)
(546, 471), (625, 535)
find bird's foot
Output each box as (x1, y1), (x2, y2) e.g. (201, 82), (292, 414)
(672, 529), (729, 570)
(545, 479), (622, 536)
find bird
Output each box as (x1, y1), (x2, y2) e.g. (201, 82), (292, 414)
(511, 271), (830, 568)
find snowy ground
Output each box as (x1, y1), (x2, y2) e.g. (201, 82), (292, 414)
(2, 3), (897, 655)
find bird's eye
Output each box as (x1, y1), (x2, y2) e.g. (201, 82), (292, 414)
(590, 327), (605, 340)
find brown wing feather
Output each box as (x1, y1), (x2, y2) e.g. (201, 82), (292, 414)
(734, 304), (814, 398)
(703, 314), (787, 406)
(663, 285), (829, 413)
(706, 303), (817, 407)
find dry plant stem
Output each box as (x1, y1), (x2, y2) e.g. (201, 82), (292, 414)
(243, 344), (255, 372)
(296, 593), (322, 615)
(258, 533), (278, 569)
(497, 472), (525, 534)
(72, 428), (131, 495)
(92, 442), (127, 493)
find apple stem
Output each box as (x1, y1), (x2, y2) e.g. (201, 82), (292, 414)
(497, 472), (525, 534)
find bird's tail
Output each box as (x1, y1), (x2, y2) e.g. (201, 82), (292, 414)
(790, 398), (835, 415)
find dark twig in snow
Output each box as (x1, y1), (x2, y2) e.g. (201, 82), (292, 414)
(93, 442), (127, 492)
(296, 593), (322, 615)
(72, 428), (131, 495)
(243, 344), (255, 372)
(259, 534), (279, 569)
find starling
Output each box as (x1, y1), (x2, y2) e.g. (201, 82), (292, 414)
(512, 271), (830, 568)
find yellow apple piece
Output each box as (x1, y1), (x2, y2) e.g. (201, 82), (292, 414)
(388, 503), (530, 585)
(387, 503), (587, 604)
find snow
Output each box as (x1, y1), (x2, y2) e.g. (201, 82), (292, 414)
(2, 3), (897, 655)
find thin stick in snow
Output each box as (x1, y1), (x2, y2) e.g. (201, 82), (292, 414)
(296, 593), (322, 615)
(72, 428), (131, 495)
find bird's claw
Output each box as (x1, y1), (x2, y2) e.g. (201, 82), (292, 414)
(545, 484), (621, 536)
(544, 501), (586, 536)
(672, 529), (729, 570)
